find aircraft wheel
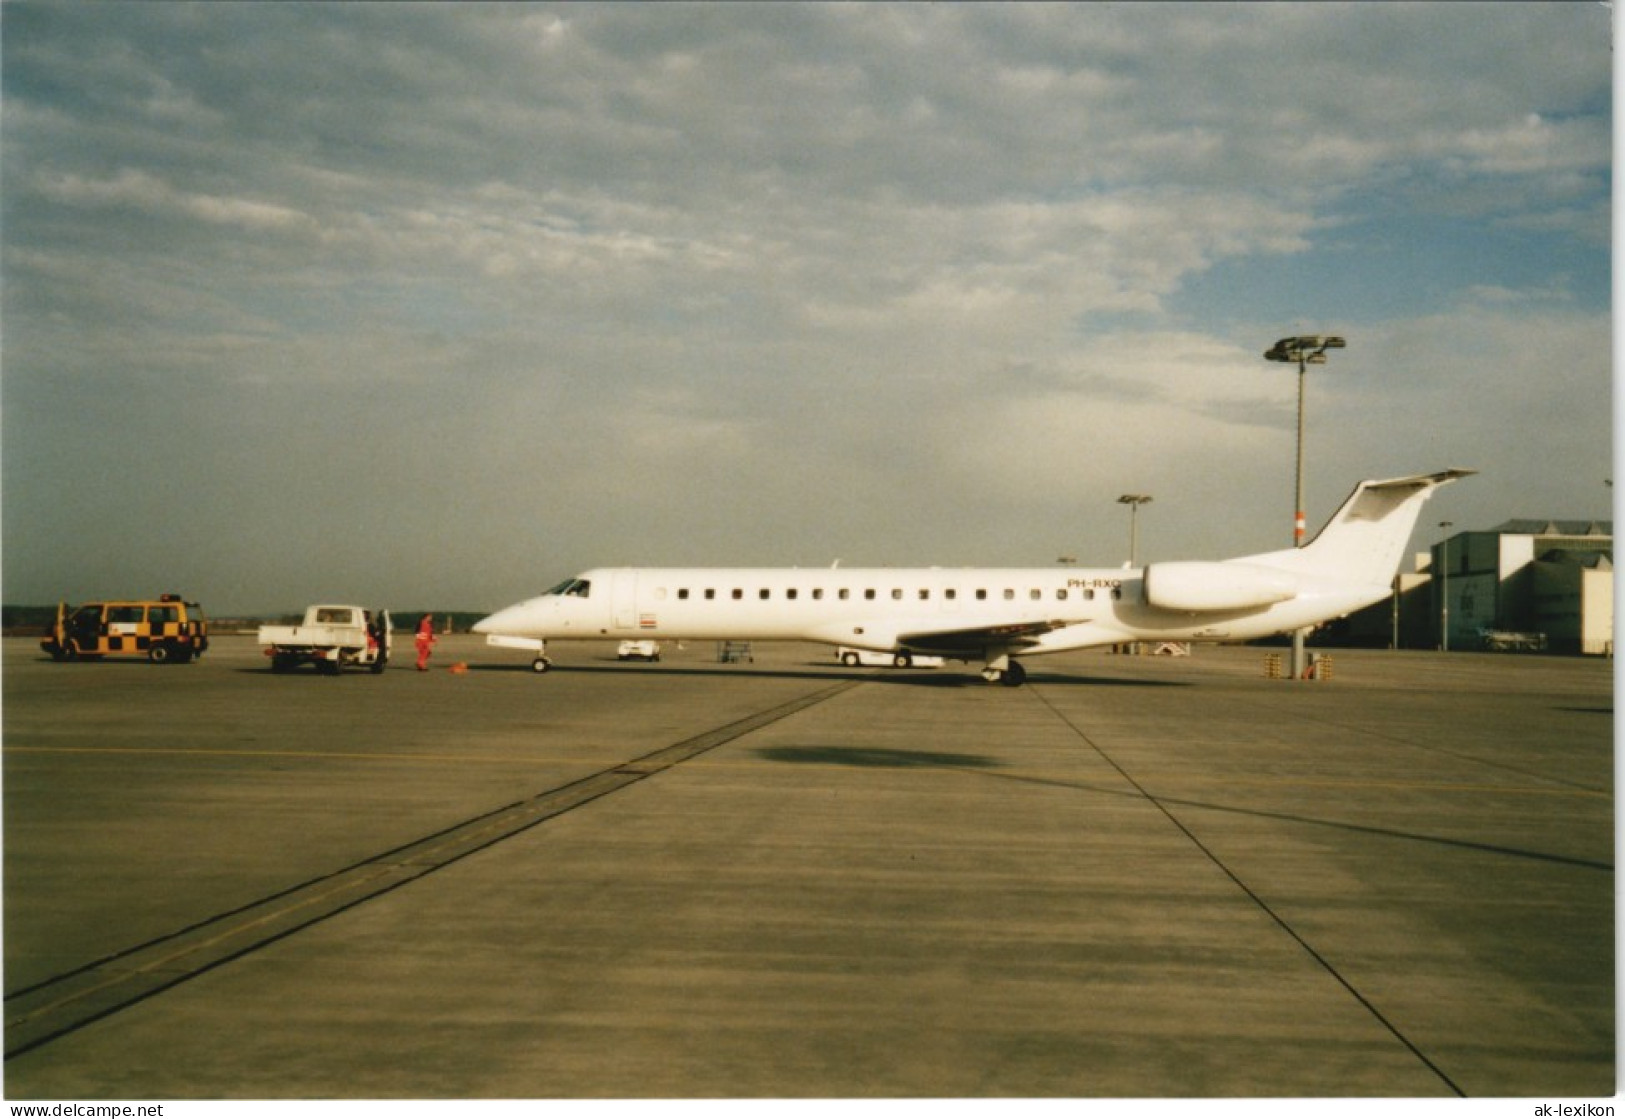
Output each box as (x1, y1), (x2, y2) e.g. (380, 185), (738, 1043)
(531, 656), (551, 674)
(893, 653), (912, 668)
(841, 652), (860, 667)
(1001, 662), (1027, 687)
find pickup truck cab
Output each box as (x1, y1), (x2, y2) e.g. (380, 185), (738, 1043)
(259, 605), (391, 675)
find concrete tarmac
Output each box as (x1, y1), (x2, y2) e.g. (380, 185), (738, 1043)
(2, 635), (1613, 1098)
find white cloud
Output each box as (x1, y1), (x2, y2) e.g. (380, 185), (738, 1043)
(1, 2), (1609, 610)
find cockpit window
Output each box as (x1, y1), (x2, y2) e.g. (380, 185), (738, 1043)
(544, 577), (592, 598)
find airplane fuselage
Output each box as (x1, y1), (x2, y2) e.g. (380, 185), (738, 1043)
(477, 564), (1379, 655)
(475, 471), (1471, 684)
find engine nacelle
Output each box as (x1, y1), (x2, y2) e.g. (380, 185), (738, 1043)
(1142, 562), (1300, 613)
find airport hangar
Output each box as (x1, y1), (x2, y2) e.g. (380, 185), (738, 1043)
(1346, 517), (1613, 655)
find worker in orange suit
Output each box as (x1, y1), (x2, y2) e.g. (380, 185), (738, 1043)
(415, 613), (437, 672)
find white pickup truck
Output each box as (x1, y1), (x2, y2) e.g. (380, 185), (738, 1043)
(259, 605), (391, 675)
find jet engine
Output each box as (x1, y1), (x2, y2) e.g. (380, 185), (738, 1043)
(1141, 562), (1300, 613)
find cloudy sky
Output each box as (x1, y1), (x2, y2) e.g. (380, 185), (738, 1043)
(2, 2), (1611, 615)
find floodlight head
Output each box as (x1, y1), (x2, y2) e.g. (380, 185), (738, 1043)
(1117, 494), (1152, 506)
(1265, 335), (1347, 363)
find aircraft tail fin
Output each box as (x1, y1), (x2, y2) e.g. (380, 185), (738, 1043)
(1241, 470), (1475, 587)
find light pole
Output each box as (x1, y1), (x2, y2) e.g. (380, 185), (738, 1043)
(1264, 335), (1345, 679)
(1117, 494), (1152, 567)
(1438, 520), (1453, 652)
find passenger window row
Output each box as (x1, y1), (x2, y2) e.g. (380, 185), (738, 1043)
(656, 586), (1121, 602)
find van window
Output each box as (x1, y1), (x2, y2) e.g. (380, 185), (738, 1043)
(107, 606), (143, 625)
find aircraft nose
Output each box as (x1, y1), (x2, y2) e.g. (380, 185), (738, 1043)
(473, 603), (526, 635)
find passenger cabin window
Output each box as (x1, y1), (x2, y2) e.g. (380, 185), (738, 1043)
(918, 589), (930, 601)
(865, 590), (876, 600)
(946, 589), (957, 601)
(839, 589), (850, 600)
(1003, 589), (1015, 600)
(759, 589), (771, 600)
(891, 589), (903, 601)
(678, 589), (690, 600)
(705, 589), (716, 600)
(787, 589), (798, 600)
(976, 589), (987, 601)
(732, 589), (743, 600)
(812, 589), (824, 600)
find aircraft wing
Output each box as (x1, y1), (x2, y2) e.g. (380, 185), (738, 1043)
(895, 619), (1073, 655)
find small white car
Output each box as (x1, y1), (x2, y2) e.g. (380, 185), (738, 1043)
(837, 647), (943, 669)
(616, 640), (661, 662)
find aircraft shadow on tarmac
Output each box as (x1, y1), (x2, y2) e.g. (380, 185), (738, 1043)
(754, 745), (1003, 769)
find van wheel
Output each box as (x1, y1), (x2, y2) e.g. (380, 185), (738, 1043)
(148, 644), (173, 664)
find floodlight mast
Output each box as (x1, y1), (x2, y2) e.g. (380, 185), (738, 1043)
(1117, 494), (1152, 566)
(1263, 335), (1346, 679)
(1263, 336), (1345, 548)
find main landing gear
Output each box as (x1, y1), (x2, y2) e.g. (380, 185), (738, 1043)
(980, 659), (1027, 687)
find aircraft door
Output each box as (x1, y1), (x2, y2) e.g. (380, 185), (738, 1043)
(612, 571), (638, 631)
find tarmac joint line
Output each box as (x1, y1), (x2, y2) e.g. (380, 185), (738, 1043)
(3, 679), (862, 1059)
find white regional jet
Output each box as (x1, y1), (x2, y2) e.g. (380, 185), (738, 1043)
(474, 469), (1472, 685)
